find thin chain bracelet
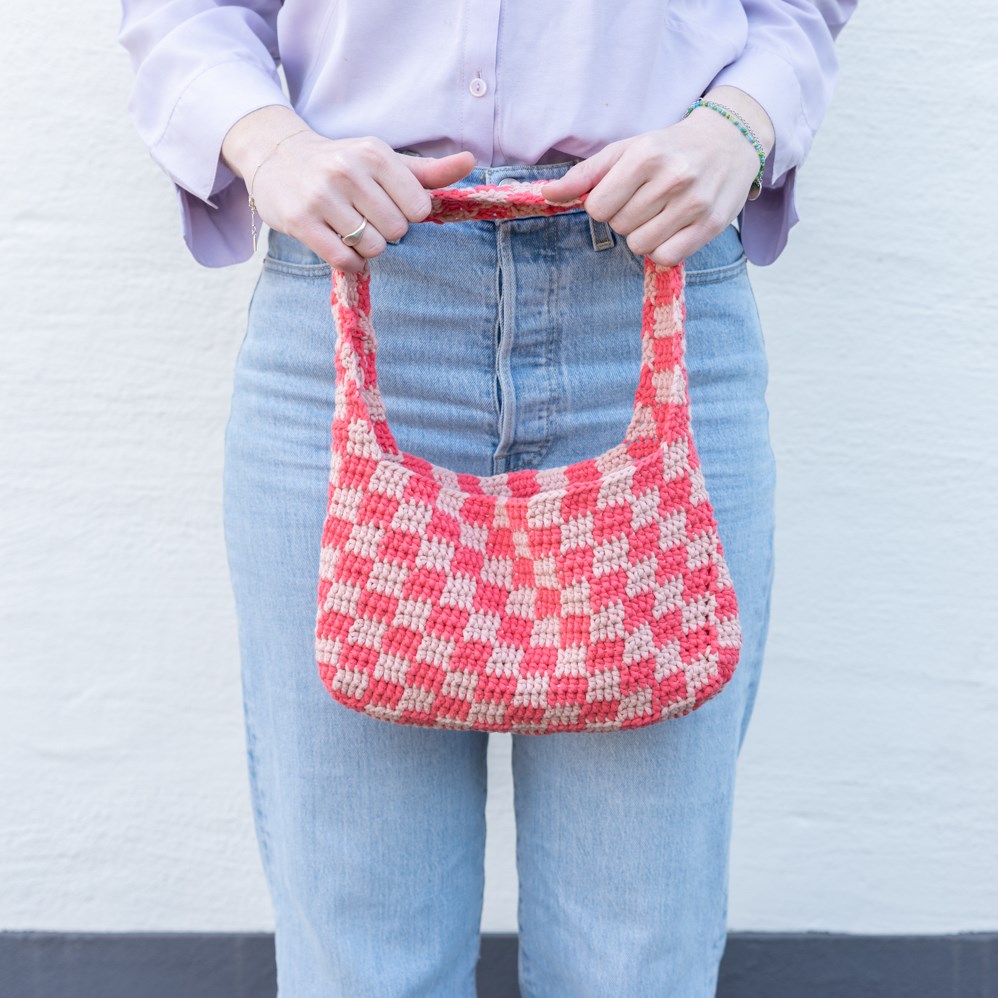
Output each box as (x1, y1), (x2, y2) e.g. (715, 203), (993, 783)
(683, 98), (766, 200)
(700, 99), (764, 148)
(247, 127), (310, 252)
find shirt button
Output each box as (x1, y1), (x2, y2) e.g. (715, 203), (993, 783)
(469, 77), (488, 97)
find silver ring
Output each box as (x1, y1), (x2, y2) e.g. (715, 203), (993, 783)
(340, 217), (368, 248)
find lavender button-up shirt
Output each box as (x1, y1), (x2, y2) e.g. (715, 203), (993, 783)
(118, 0), (856, 268)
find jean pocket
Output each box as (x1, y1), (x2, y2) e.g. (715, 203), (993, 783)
(262, 229), (332, 278)
(617, 224), (747, 285)
(684, 225), (747, 284)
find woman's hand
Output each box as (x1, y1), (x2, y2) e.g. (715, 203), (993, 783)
(221, 106), (476, 272)
(541, 87), (775, 267)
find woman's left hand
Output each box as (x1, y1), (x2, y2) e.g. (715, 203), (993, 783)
(541, 87), (774, 267)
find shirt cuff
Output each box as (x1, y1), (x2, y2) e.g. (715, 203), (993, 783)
(707, 45), (812, 267)
(150, 55), (291, 198)
(147, 57), (291, 265)
(738, 167), (798, 267)
(706, 42), (811, 186)
(175, 181), (256, 268)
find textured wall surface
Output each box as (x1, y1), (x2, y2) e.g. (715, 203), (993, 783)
(1, 1), (995, 935)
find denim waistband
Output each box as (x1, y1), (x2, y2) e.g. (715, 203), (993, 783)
(266, 155), (613, 266)
(265, 154), (744, 272)
(396, 150), (583, 181)
(399, 152), (589, 214)
(458, 159), (583, 186)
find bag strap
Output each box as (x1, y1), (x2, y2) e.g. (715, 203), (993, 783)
(421, 181), (589, 225)
(330, 182), (687, 479)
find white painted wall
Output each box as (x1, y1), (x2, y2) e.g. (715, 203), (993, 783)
(2, 1), (996, 935)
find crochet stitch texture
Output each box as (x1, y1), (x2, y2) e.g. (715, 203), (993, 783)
(315, 182), (742, 733)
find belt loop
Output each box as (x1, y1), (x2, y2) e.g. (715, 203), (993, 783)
(589, 216), (615, 251)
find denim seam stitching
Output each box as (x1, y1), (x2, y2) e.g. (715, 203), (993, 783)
(620, 243), (747, 284)
(685, 256), (748, 285)
(262, 258), (331, 278)
(523, 215), (559, 471)
(491, 226), (504, 474)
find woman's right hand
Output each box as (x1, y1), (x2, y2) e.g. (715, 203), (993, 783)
(221, 106), (477, 273)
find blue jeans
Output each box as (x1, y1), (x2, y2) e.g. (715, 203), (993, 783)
(222, 159), (776, 997)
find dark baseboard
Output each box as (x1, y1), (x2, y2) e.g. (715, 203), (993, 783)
(1, 930), (995, 997)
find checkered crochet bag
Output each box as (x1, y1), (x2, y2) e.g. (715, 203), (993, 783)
(314, 181), (742, 734)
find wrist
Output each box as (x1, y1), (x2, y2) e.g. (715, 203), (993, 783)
(683, 88), (770, 201)
(221, 105), (311, 181)
(702, 85), (774, 158)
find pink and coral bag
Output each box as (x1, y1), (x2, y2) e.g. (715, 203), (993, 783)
(314, 182), (741, 734)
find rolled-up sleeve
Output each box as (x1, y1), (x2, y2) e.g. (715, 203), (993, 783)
(706, 0), (858, 265)
(118, 1), (293, 266)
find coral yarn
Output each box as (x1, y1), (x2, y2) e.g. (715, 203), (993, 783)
(314, 182), (742, 734)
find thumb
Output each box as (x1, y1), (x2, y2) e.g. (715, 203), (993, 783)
(541, 145), (624, 203)
(404, 150), (477, 189)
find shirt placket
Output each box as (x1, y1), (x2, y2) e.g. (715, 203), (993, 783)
(462, 0), (502, 164)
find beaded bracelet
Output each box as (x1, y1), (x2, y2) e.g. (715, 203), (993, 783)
(683, 98), (766, 201)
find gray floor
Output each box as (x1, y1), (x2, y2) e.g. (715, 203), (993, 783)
(1, 931), (996, 997)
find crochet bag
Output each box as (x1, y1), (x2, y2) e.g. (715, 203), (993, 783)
(314, 181), (741, 734)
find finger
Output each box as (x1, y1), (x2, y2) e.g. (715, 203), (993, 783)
(400, 151), (477, 198)
(633, 185), (734, 265)
(330, 207), (387, 258)
(605, 180), (670, 235)
(347, 175), (413, 248)
(309, 177), (393, 261)
(375, 151), (477, 224)
(647, 222), (714, 269)
(297, 220), (369, 274)
(574, 153), (652, 223)
(623, 198), (701, 260)
(540, 142), (626, 203)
